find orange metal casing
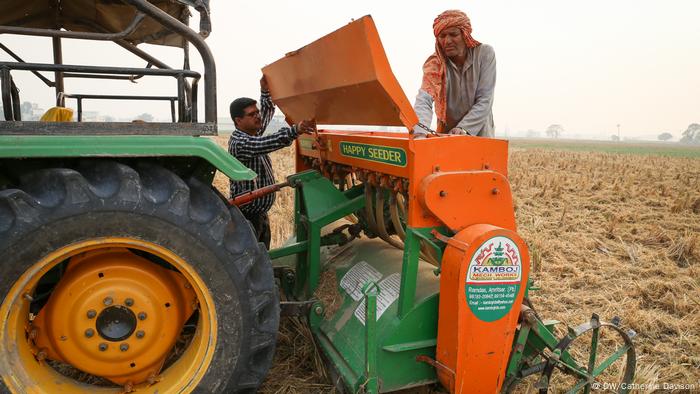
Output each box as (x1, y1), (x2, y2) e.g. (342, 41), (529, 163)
(262, 15), (418, 130)
(296, 132), (509, 229)
(438, 225), (530, 392)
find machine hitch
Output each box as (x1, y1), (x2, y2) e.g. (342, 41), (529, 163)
(227, 180), (292, 207)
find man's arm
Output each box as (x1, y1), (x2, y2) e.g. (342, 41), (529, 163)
(230, 127), (297, 161)
(413, 89), (434, 135)
(259, 76), (275, 135)
(455, 45), (496, 135)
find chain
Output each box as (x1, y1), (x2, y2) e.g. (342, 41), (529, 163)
(414, 122), (438, 136)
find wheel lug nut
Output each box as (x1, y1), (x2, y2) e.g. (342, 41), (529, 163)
(103, 297), (113, 306)
(85, 328), (94, 338)
(99, 343), (108, 351)
(138, 312), (147, 321)
(135, 330), (145, 339)
(87, 309), (96, 319)
(125, 298), (134, 307)
(120, 343), (129, 352)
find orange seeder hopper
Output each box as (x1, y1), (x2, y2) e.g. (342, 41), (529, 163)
(263, 15), (529, 393)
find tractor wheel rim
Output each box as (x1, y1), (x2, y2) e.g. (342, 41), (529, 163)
(0, 238), (218, 393)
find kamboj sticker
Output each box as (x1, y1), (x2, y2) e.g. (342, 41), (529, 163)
(465, 236), (522, 322)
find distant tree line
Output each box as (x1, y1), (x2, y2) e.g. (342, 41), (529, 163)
(546, 124), (564, 138)
(680, 123), (700, 144)
(657, 132), (673, 141)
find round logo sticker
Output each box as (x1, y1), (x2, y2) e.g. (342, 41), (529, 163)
(465, 236), (522, 322)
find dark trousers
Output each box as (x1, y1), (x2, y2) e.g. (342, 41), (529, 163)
(244, 212), (271, 249)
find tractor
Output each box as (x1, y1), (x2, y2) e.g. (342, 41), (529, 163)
(0, 1), (636, 393)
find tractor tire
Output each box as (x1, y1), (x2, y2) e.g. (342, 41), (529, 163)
(0, 160), (279, 393)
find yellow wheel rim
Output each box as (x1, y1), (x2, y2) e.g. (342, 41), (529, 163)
(0, 237), (218, 393)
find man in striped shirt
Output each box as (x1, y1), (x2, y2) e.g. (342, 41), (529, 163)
(228, 76), (315, 248)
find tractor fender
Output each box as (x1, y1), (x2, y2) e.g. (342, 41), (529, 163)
(0, 135), (255, 181)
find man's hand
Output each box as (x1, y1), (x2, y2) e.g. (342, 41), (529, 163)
(448, 127), (468, 135)
(296, 119), (317, 134)
(260, 75), (269, 91)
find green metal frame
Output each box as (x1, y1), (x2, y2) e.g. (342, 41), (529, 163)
(0, 135), (255, 180)
(397, 227), (445, 318)
(269, 170), (365, 298)
(363, 282), (380, 393)
(269, 170), (443, 393)
(505, 311), (635, 393)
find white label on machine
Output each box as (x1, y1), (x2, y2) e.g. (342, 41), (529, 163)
(354, 273), (401, 325)
(466, 236), (522, 284)
(340, 261), (383, 301)
(465, 235), (523, 322)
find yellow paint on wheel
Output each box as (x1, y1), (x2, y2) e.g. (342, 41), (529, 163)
(0, 238), (218, 394)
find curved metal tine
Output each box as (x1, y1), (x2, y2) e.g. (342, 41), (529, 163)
(397, 191), (407, 217)
(375, 187), (403, 249)
(393, 190), (436, 264)
(420, 241), (439, 266)
(364, 182), (379, 235)
(389, 192), (406, 242)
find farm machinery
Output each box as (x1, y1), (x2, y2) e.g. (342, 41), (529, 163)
(260, 17), (637, 393)
(0, 2), (635, 393)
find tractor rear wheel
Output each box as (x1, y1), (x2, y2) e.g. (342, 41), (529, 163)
(0, 161), (279, 393)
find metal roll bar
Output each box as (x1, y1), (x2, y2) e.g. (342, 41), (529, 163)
(0, 0), (216, 125)
(0, 62), (200, 78)
(0, 62), (199, 122)
(62, 94), (179, 122)
(0, 43), (54, 87)
(123, 0), (217, 123)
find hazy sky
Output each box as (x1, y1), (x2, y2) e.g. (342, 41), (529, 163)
(2, 1), (699, 138)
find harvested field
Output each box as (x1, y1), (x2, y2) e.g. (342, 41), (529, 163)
(211, 135), (700, 392)
(510, 149), (700, 392)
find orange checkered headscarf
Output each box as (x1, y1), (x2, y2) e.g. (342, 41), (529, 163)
(421, 10), (480, 130)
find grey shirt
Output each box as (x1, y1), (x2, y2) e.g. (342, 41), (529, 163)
(414, 44), (496, 137)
